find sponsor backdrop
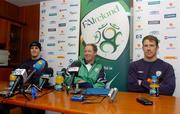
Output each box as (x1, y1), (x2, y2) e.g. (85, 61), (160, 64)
(80, 0), (130, 90)
(133, 0), (180, 96)
(39, 0), (80, 84)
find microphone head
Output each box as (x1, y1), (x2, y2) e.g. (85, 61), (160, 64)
(41, 74), (50, 79)
(61, 68), (67, 76)
(70, 60), (81, 67)
(43, 67), (54, 77)
(13, 69), (27, 83)
(33, 60), (46, 72)
(19, 63), (29, 70)
(61, 68), (67, 73)
(67, 67), (79, 73)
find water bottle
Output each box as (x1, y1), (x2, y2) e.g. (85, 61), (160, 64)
(149, 75), (159, 97)
(9, 72), (17, 89)
(55, 71), (64, 91)
(31, 86), (37, 99)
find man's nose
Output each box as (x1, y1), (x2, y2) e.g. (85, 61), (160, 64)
(147, 46), (151, 50)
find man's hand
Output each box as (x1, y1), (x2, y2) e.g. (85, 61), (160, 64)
(78, 80), (86, 83)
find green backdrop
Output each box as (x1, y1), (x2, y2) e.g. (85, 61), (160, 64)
(80, 0), (130, 91)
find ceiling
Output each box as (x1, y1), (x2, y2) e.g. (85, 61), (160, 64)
(6, 0), (47, 7)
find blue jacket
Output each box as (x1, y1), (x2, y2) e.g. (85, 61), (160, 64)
(19, 57), (48, 85)
(128, 59), (175, 95)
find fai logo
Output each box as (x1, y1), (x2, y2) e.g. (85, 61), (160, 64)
(94, 23), (121, 54)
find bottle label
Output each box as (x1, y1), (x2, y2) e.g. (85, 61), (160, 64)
(55, 84), (63, 91)
(9, 81), (14, 87)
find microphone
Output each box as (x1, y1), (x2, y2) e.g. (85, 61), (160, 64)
(6, 60), (46, 97)
(25, 60), (46, 93)
(27, 60), (46, 81)
(61, 68), (68, 78)
(68, 67), (79, 73)
(67, 67), (79, 86)
(39, 68), (54, 90)
(65, 60), (81, 93)
(70, 60), (81, 67)
(66, 67), (79, 93)
(44, 67), (53, 77)
(13, 69), (28, 83)
(108, 88), (118, 102)
(7, 69), (27, 97)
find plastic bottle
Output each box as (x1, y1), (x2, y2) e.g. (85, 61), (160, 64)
(55, 71), (64, 91)
(31, 86), (37, 99)
(149, 75), (159, 97)
(9, 72), (17, 88)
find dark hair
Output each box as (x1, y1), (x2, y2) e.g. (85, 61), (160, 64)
(142, 35), (159, 46)
(86, 44), (98, 53)
(29, 41), (42, 51)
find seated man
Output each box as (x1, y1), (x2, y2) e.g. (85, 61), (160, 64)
(0, 41), (48, 114)
(65, 44), (107, 88)
(128, 35), (175, 96)
(20, 41), (48, 85)
(20, 41), (48, 114)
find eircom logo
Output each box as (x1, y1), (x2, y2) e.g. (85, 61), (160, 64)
(94, 23), (121, 54)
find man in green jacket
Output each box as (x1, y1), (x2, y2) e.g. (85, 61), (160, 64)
(65, 44), (107, 88)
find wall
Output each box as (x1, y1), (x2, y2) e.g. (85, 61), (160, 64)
(19, 4), (40, 62)
(0, 19), (9, 46)
(0, 1), (40, 65)
(0, 1), (20, 22)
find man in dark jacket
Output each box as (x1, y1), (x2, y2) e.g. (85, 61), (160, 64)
(128, 35), (175, 95)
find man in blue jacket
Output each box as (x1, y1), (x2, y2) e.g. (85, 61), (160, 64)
(20, 41), (48, 114)
(128, 35), (175, 95)
(20, 41), (48, 85)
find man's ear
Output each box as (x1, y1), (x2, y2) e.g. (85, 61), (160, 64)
(142, 45), (145, 52)
(95, 52), (97, 56)
(157, 45), (159, 50)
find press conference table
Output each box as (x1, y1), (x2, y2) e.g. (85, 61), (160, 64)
(1, 81), (180, 114)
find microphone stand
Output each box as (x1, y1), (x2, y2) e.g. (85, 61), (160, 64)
(24, 69), (41, 93)
(66, 73), (75, 94)
(66, 73), (81, 94)
(25, 83), (41, 93)
(15, 70), (39, 100)
(25, 75), (43, 95)
(16, 83), (31, 101)
(7, 76), (31, 101)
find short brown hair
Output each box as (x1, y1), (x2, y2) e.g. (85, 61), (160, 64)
(86, 44), (97, 53)
(142, 35), (159, 46)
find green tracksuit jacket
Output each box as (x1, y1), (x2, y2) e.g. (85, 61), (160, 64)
(65, 58), (106, 88)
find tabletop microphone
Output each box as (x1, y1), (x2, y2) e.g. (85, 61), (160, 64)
(39, 68), (53, 90)
(61, 68), (69, 78)
(7, 69), (27, 97)
(67, 60), (81, 86)
(67, 67), (79, 86)
(27, 60), (46, 81)
(66, 67), (79, 93)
